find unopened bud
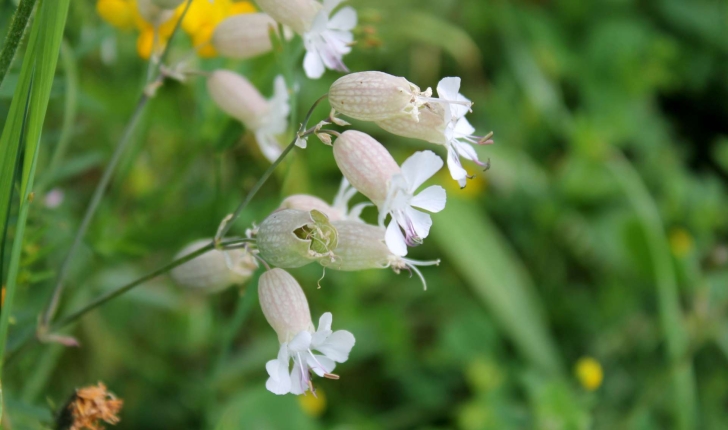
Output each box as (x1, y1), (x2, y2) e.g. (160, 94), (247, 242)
(279, 195), (344, 221)
(320, 221), (392, 271)
(255, 0), (322, 35)
(212, 13), (277, 60)
(137, 0), (175, 26)
(257, 209), (338, 268)
(329, 72), (430, 121)
(333, 130), (400, 206)
(207, 70), (268, 129)
(376, 103), (448, 144)
(259, 268), (314, 343)
(170, 239), (256, 293)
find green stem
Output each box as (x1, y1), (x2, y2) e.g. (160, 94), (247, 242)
(40, 95), (150, 328)
(0, 0), (38, 88)
(215, 93), (329, 241)
(39, 0), (194, 329)
(49, 241), (214, 332)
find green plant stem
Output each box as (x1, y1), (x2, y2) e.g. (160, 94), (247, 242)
(607, 151), (696, 430)
(0, 0), (38, 88)
(39, 0), (194, 329)
(215, 93), (329, 241)
(40, 95), (150, 328)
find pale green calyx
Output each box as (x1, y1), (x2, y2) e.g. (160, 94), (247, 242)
(257, 209), (338, 268)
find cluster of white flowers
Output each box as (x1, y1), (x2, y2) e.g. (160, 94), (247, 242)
(165, 0), (495, 398)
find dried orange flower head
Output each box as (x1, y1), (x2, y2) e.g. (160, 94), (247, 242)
(59, 382), (123, 430)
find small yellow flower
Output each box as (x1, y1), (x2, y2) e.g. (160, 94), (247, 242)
(182, 0), (257, 58)
(97, 0), (137, 30)
(669, 227), (693, 258)
(575, 356), (603, 391)
(298, 388), (326, 417)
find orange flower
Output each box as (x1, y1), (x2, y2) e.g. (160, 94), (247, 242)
(65, 382), (123, 430)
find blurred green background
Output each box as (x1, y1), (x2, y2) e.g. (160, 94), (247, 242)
(1, 0), (728, 428)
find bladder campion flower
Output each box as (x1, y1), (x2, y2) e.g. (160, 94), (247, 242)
(259, 268), (355, 395)
(207, 70), (290, 162)
(329, 71), (433, 121)
(256, 0), (357, 79)
(180, 0), (257, 58)
(211, 13), (278, 60)
(256, 209), (338, 268)
(170, 239), (257, 293)
(333, 131), (446, 256)
(376, 77), (493, 188)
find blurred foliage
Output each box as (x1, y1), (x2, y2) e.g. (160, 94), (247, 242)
(1, 0), (728, 429)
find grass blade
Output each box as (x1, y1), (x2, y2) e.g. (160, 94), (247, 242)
(431, 198), (563, 376)
(0, 0), (38, 88)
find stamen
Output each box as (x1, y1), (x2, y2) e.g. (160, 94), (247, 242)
(324, 373), (340, 380)
(308, 380), (317, 397)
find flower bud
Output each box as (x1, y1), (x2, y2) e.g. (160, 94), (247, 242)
(207, 70), (268, 129)
(137, 0), (175, 26)
(329, 72), (429, 121)
(279, 195), (344, 221)
(151, 0), (184, 8)
(170, 239), (257, 293)
(332, 130), (400, 206)
(321, 221), (392, 271)
(212, 13), (277, 60)
(255, 0), (322, 35)
(376, 103), (448, 145)
(257, 209), (338, 268)
(259, 268), (314, 343)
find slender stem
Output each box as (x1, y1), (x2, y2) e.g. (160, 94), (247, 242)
(0, 0), (38, 88)
(49, 241), (215, 331)
(40, 95), (149, 327)
(215, 93), (329, 241)
(39, 0), (194, 329)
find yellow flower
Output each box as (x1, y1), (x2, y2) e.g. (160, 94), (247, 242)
(669, 227), (693, 258)
(182, 0), (257, 58)
(97, 0), (137, 30)
(575, 356), (603, 391)
(298, 388), (326, 417)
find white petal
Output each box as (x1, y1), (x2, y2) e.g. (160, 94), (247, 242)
(289, 358), (308, 395)
(316, 330), (355, 362)
(446, 145), (468, 184)
(288, 330), (312, 352)
(385, 219), (408, 256)
(312, 312), (333, 347)
(452, 139), (479, 162)
(318, 312), (333, 332)
(410, 185), (446, 213)
(404, 206), (432, 238)
(266, 367), (291, 395)
(436, 77), (461, 101)
(329, 6), (357, 30)
(255, 131), (283, 162)
(454, 116), (476, 138)
(307, 353), (336, 376)
(400, 150), (444, 192)
(303, 50), (325, 79)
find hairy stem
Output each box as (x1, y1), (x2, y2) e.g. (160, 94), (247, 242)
(0, 0), (38, 88)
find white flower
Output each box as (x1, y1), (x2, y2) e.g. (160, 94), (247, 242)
(379, 151), (447, 256)
(331, 177), (371, 222)
(436, 77), (493, 187)
(207, 71), (290, 162)
(266, 312), (355, 395)
(302, 0), (357, 79)
(255, 76), (291, 162)
(375, 77), (493, 188)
